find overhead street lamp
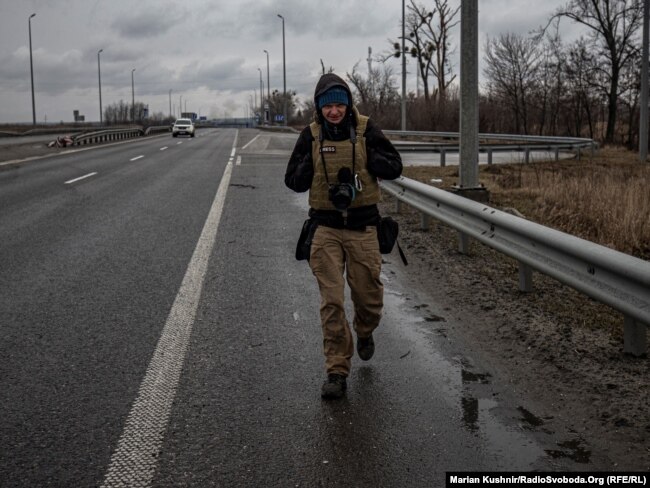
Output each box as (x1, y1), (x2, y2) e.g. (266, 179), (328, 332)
(131, 68), (136, 122)
(263, 49), (270, 122)
(98, 49), (103, 124)
(28, 13), (36, 125)
(277, 14), (287, 126)
(257, 67), (264, 121)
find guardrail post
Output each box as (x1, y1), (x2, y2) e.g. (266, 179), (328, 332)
(440, 149), (446, 167)
(395, 199), (402, 213)
(623, 317), (647, 356)
(420, 213), (430, 231)
(555, 147), (560, 161)
(518, 262), (533, 292)
(525, 148), (530, 164)
(458, 232), (470, 254)
(487, 149), (493, 165)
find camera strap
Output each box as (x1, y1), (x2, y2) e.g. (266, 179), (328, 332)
(318, 125), (357, 187)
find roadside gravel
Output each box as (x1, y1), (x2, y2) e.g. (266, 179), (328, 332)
(379, 195), (649, 471)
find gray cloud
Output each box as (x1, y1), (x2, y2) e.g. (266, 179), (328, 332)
(111, 6), (187, 39)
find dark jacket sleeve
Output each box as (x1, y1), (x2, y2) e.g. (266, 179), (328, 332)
(285, 126), (315, 193)
(364, 119), (403, 180)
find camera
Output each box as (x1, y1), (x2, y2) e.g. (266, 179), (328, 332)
(328, 168), (356, 210)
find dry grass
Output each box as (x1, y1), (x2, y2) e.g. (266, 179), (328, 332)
(402, 146), (650, 260)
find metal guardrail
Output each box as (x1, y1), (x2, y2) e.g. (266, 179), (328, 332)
(385, 130), (598, 164)
(73, 128), (144, 146)
(380, 176), (650, 355)
(144, 126), (171, 135)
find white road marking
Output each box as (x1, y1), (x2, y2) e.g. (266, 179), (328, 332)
(160, 147), (168, 151)
(236, 155), (242, 166)
(241, 134), (260, 150)
(176, 141), (183, 145)
(130, 155), (144, 161)
(64, 172), (98, 185)
(101, 130), (239, 488)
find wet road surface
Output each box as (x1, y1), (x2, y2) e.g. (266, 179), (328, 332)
(0, 129), (583, 487)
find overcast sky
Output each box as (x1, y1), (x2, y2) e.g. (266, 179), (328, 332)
(0, 0), (576, 124)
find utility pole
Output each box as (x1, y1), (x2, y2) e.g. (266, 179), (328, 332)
(455, 0), (488, 253)
(98, 49), (103, 124)
(131, 69), (136, 122)
(401, 0), (406, 131)
(278, 14), (287, 126)
(29, 13), (36, 125)
(459, 0), (479, 191)
(169, 90), (172, 119)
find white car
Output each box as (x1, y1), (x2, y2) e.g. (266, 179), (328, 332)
(172, 118), (195, 137)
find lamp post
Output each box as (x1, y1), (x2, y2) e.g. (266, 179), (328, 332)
(263, 50), (271, 101)
(179, 95), (182, 118)
(264, 49), (271, 122)
(257, 67), (264, 122)
(169, 89), (172, 119)
(98, 49), (103, 124)
(277, 14), (287, 126)
(131, 68), (136, 122)
(29, 13), (36, 125)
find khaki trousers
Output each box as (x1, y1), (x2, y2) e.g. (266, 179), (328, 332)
(309, 225), (384, 376)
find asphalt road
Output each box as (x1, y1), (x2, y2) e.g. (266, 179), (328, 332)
(0, 130), (580, 487)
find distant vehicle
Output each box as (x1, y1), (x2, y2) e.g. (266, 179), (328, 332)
(172, 118), (195, 138)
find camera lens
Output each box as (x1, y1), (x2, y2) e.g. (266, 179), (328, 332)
(329, 183), (355, 210)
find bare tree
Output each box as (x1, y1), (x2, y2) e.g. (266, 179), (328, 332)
(545, 0), (643, 143)
(267, 89), (298, 124)
(389, 0), (459, 102)
(563, 38), (601, 138)
(484, 33), (542, 134)
(347, 62), (400, 128)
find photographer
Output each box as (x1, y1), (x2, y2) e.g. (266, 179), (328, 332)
(285, 73), (402, 399)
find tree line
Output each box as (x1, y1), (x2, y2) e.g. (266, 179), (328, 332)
(102, 100), (170, 126)
(291, 0), (646, 148)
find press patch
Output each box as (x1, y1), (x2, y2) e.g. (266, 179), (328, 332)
(320, 146), (336, 153)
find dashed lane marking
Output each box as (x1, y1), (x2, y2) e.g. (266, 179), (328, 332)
(130, 155), (144, 161)
(64, 172), (98, 185)
(101, 129), (239, 488)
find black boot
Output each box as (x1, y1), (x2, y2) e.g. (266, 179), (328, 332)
(356, 334), (375, 361)
(321, 374), (347, 399)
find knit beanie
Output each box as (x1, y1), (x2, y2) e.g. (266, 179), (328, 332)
(317, 87), (349, 109)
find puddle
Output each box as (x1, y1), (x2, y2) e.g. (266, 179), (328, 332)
(517, 406), (545, 428)
(462, 396), (479, 432)
(382, 284), (549, 469)
(424, 314), (446, 322)
(462, 370), (492, 384)
(545, 438), (591, 464)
